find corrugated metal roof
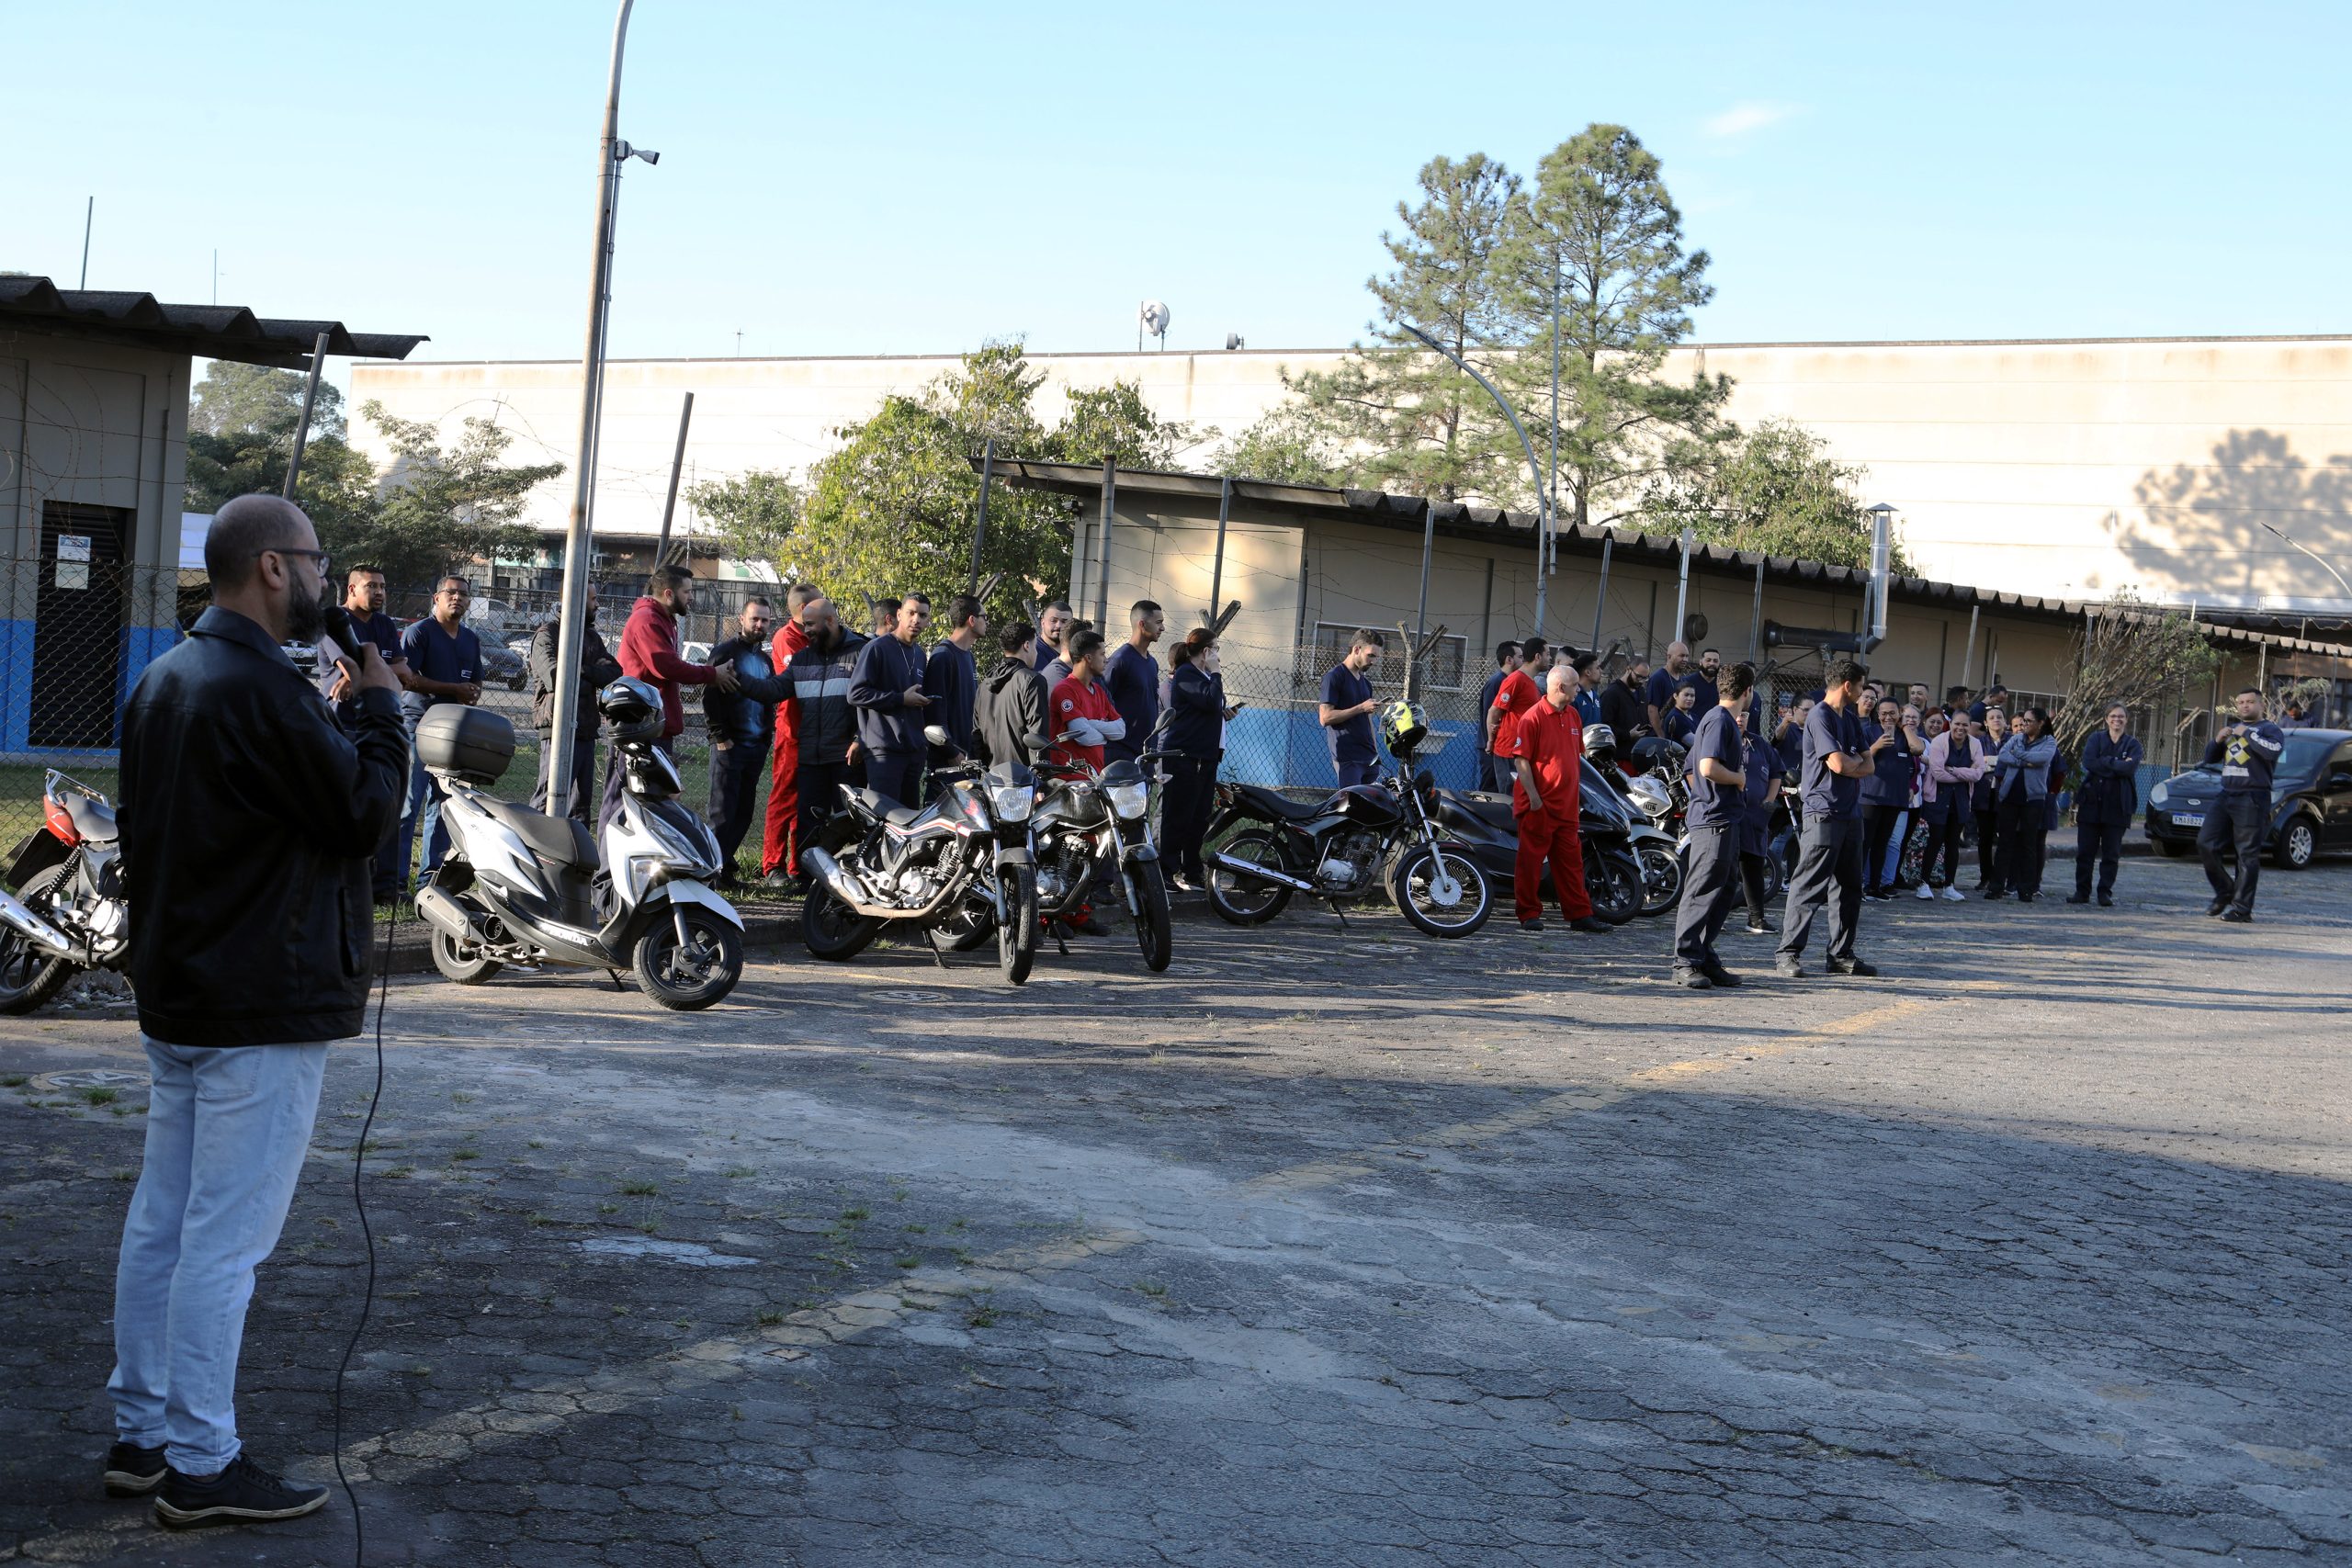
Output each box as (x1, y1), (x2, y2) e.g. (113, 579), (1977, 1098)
(0, 276), (426, 367)
(980, 457), (2350, 656)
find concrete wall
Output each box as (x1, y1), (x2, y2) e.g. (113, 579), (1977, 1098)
(0, 326), (188, 757)
(351, 334), (2352, 615)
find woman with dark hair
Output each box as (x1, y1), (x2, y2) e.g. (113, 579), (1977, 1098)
(1924, 707), (1989, 900)
(1160, 629), (1230, 892)
(1856, 696), (1917, 900)
(1971, 708), (2007, 888)
(1986, 705), (2059, 901)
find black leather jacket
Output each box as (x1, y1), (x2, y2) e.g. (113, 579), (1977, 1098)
(527, 616), (622, 732)
(120, 607), (409, 1046)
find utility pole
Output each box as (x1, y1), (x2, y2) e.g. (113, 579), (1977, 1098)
(548, 0), (638, 816)
(79, 197), (93, 289)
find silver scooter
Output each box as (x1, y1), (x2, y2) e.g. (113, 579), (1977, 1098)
(413, 677), (744, 1010)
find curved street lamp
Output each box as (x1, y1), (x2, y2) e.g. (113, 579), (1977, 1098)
(1396, 324), (1555, 639)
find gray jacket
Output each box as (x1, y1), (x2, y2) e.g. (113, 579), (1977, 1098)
(1995, 732), (2058, 803)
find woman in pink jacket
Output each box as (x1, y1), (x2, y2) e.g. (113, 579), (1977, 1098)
(1921, 712), (1992, 900)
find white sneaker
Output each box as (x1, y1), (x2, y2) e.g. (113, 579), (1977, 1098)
(1940, 886), (1965, 901)
(1914, 884), (1936, 900)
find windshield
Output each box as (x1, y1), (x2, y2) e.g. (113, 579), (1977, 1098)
(2278, 732), (2335, 784)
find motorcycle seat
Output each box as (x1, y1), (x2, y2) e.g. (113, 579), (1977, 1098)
(1232, 783), (1327, 822)
(62, 795), (118, 842)
(842, 785), (922, 829)
(480, 797), (599, 869)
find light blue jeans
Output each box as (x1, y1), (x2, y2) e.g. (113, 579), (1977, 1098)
(1878, 809), (1909, 886)
(401, 724), (449, 886)
(108, 1037), (328, 1475)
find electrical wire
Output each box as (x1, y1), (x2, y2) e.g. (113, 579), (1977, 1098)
(331, 892), (395, 1565)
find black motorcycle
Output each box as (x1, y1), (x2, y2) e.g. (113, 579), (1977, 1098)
(1204, 764), (1492, 938)
(0, 772), (130, 1014)
(800, 726), (1040, 985)
(1029, 750), (1173, 973)
(1430, 761), (1644, 927)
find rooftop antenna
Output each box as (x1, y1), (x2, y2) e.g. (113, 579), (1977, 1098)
(1137, 299), (1170, 353)
(79, 197), (93, 289)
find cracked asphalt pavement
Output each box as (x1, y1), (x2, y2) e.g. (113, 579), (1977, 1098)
(4, 853), (2348, 1566)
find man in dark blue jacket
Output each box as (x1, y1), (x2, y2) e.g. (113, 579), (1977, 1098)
(2199, 687), (2287, 923)
(701, 597), (793, 886)
(922, 593), (987, 761)
(2069, 705), (2143, 907)
(781, 602), (863, 868)
(110, 496), (407, 1529)
(1777, 659), (1893, 977)
(849, 592), (934, 807)
(1102, 599), (1164, 763)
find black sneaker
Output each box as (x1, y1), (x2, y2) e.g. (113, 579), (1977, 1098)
(1519, 918), (1544, 933)
(103, 1441), (167, 1496)
(1826, 957), (1881, 977)
(2221, 908), (2254, 924)
(154, 1454), (327, 1529)
(1569, 917), (1610, 934)
(2065, 894), (2090, 905)
(2097, 894), (2113, 908)
(1983, 888), (2006, 900)
(1773, 957), (1804, 979)
(1745, 919), (1777, 935)
(1670, 966), (1714, 989)
(1700, 963), (1743, 988)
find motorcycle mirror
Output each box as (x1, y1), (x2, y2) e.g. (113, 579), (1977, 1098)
(922, 724), (951, 748)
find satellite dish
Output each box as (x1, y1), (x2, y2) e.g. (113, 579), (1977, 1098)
(1224, 332), (1245, 351)
(1140, 300), (1170, 335)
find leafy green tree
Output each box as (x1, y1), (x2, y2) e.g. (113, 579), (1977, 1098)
(1498, 124), (1731, 531)
(1285, 154), (1526, 504)
(750, 342), (1191, 622)
(1640, 419), (1908, 572)
(184, 426), (379, 550)
(1214, 399), (1349, 486)
(684, 469), (802, 575)
(350, 401), (564, 586)
(188, 360), (345, 441)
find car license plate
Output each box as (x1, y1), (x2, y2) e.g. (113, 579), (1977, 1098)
(2175, 813), (2205, 828)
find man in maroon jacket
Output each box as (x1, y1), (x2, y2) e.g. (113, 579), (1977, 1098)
(602, 563), (737, 833)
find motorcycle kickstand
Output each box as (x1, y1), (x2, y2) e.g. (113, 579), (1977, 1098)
(605, 968), (628, 992)
(920, 926), (950, 972)
(1326, 900), (1350, 931)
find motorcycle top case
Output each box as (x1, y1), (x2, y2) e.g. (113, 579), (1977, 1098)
(415, 704), (517, 785)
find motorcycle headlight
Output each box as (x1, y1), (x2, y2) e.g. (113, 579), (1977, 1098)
(1105, 781), (1150, 820)
(992, 783), (1034, 823)
(643, 808), (712, 869)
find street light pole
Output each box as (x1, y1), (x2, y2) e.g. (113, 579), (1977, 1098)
(1397, 323), (1552, 640)
(549, 0), (637, 815)
(2257, 518), (2352, 602)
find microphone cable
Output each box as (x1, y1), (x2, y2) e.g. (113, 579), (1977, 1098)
(331, 891), (396, 1564)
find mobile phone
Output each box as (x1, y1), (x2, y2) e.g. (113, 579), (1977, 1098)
(1227, 700), (1249, 712)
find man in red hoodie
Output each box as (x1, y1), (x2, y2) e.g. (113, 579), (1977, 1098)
(602, 563), (737, 834)
(759, 582), (822, 884)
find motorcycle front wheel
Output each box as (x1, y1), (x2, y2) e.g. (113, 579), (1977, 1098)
(998, 865), (1037, 986)
(1126, 860), (1173, 972)
(802, 884), (884, 962)
(635, 904), (743, 1010)
(430, 928), (503, 986)
(936, 886), (997, 952)
(1585, 846), (1640, 925)
(1391, 845), (1492, 939)
(0, 866), (80, 1015)
(1204, 829), (1294, 926)
(1634, 840), (1682, 918)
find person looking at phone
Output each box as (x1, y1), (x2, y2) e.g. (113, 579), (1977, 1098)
(1160, 628), (1235, 891)
(1319, 629), (1386, 787)
(2199, 687), (2286, 923)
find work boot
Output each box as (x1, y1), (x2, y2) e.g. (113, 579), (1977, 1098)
(154, 1454), (327, 1530)
(2097, 894), (2113, 908)
(1826, 957), (1881, 977)
(1670, 965), (1713, 989)
(1773, 957), (1804, 979)
(1699, 962), (1742, 988)
(1519, 918), (1544, 933)
(1568, 917), (1610, 934)
(103, 1441), (167, 1497)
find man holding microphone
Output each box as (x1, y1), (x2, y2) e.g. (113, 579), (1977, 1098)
(104, 495), (408, 1529)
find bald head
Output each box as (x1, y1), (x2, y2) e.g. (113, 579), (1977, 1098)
(1546, 663), (1577, 706)
(205, 494), (313, 592)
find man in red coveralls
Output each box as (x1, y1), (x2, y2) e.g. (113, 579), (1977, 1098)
(1499, 664), (1611, 936)
(759, 582), (822, 886)
(602, 563), (737, 834)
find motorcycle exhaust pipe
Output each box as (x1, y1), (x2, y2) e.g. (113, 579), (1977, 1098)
(413, 886), (486, 947)
(801, 848), (885, 915)
(1206, 850), (1317, 893)
(0, 887), (76, 958)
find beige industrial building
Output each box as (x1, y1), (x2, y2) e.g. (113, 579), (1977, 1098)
(351, 333), (2352, 618)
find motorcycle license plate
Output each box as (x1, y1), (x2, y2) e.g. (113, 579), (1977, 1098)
(2175, 813), (2205, 828)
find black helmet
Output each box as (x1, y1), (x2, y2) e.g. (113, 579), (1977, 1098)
(1582, 722), (1619, 768)
(1630, 735), (1683, 775)
(598, 676), (663, 745)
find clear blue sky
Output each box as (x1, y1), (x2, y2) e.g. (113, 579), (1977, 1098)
(6, 0), (2348, 375)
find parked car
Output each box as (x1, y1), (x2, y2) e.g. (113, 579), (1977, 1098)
(2143, 728), (2352, 869)
(481, 642), (528, 691)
